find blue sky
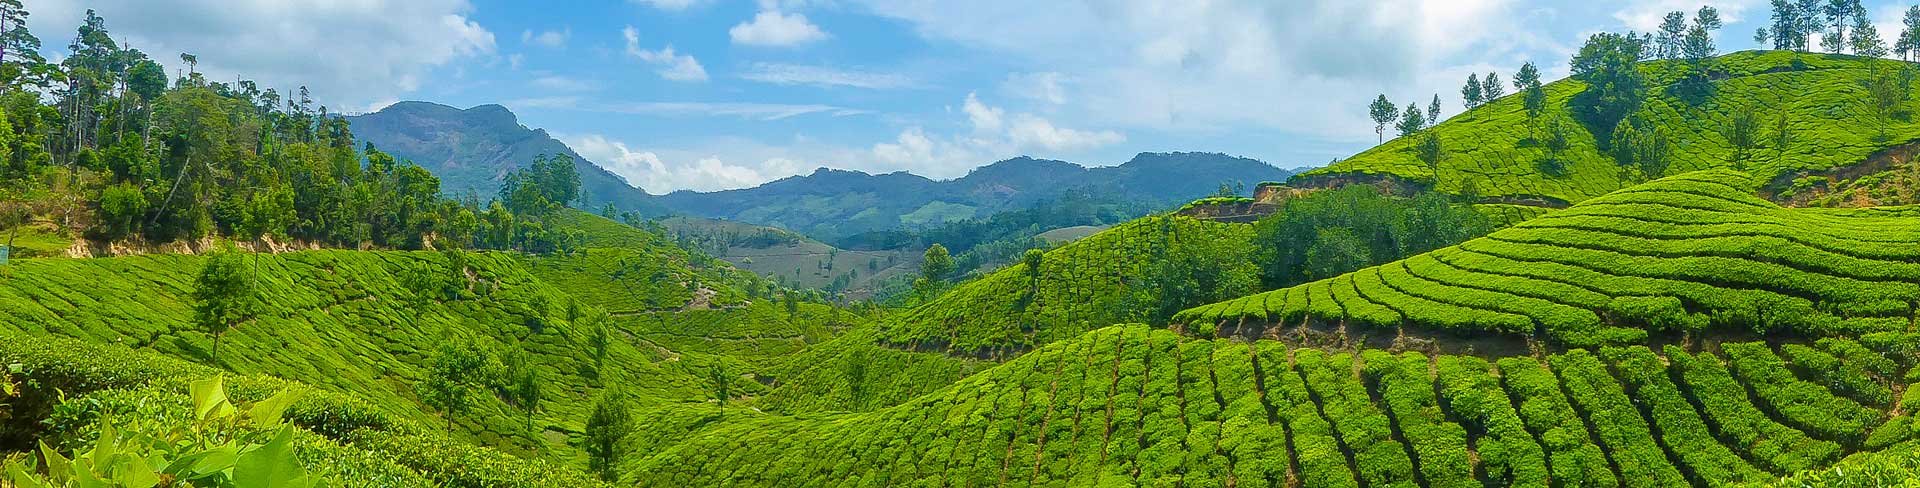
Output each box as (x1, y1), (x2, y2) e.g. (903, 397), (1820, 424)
(23, 0), (1920, 193)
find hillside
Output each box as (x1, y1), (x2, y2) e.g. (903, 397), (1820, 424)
(623, 323), (1920, 487)
(657, 152), (1291, 240)
(659, 216), (920, 297)
(880, 215), (1259, 354)
(1299, 51), (1920, 205)
(346, 102), (665, 215)
(1178, 169), (1920, 348)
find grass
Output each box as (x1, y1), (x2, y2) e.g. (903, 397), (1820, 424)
(1178, 169), (1920, 347)
(1302, 51), (1920, 204)
(616, 323), (1920, 487)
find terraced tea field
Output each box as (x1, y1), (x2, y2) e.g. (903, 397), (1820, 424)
(624, 323), (1920, 487)
(1299, 51), (1920, 205)
(1178, 170), (1920, 347)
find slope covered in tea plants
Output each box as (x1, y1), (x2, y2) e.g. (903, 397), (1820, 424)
(1178, 169), (1920, 347)
(620, 323), (1920, 487)
(1301, 51), (1920, 204)
(879, 215), (1258, 355)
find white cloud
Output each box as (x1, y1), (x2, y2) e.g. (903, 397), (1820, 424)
(623, 25), (708, 81)
(871, 93), (1122, 175)
(631, 0), (704, 10)
(729, 10), (828, 46)
(502, 96), (868, 120)
(507, 53), (525, 70)
(521, 27), (570, 48)
(850, 0), (1564, 142)
(1001, 72), (1071, 105)
(25, 0), (496, 109)
(1613, 0), (1762, 33)
(564, 133), (806, 192)
(741, 62), (917, 89)
(530, 74), (595, 91)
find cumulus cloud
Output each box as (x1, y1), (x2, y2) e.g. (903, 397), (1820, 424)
(25, 0), (495, 109)
(741, 62), (916, 89)
(521, 27), (570, 48)
(564, 133), (806, 192)
(849, 0), (1559, 141)
(623, 25), (708, 81)
(1612, 0), (1761, 32)
(729, 10), (828, 46)
(871, 93), (1122, 176)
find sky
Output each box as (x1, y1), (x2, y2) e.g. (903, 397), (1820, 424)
(20, 0), (1920, 193)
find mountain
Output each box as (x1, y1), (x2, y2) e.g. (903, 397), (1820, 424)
(657, 152), (1292, 240)
(345, 101), (664, 215)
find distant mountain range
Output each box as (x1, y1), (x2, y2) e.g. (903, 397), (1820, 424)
(347, 102), (1291, 240)
(345, 102), (664, 214)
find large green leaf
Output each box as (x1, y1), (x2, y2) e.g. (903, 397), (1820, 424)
(191, 376), (235, 421)
(248, 387), (306, 428)
(36, 441), (70, 485)
(233, 427), (312, 488)
(165, 445), (240, 480)
(4, 461), (47, 488)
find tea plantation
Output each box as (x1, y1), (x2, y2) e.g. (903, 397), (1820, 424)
(1300, 51), (1920, 204)
(619, 323), (1920, 487)
(1179, 169), (1920, 347)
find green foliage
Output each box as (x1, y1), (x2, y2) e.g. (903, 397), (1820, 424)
(1183, 170), (1920, 347)
(583, 389), (632, 482)
(1252, 185), (1492, 289)
(192, 245), (259, 366)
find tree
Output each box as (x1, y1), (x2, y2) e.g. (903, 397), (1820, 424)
(1304, 228), (1370, 281)
(0, 0), (43, 91)
(193, 245), (258, 366)
(1610, 115), (1672, 179)
(1461, 73), (1484, 111)
(1514, 62), (1547, 130)
(512, 363), (541, 440)
(1657, 11), (1688, 59)
(1481, 71), (1505, 102)
(1897, 7), (1920, 61)
(920, 243), (954, 283)
(416, 340), (488, 431)
(1821, 0), (1853, 53)
(1851, 6), (1886, 58)
(1861, 63), (1914, 141)
(1426, 94), (1442, 128)
(1416, 131), (1444, 185)
(1570, 32), (1648, 130)
(1368, 94), (1397, 143)
(1756, 26), (1772, 47)
(1396, 103), (1426, 138)
(584, 389), (634, 482)
(1726, 103), (1760, 165)
(1769, 0), (1805, 50)
(709, 363), (732, 405)
(1681, 6), (1724, 87)
(1022, 248), (1045, 297)
(1798, 0), (1827, 51)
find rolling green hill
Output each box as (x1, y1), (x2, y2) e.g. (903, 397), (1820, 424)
(1300, 51), (1920, 204)
(659, 216), (920, 298)
(879, 215), (1259, 355)
(621, 323), (1920, 487)
(1178, 169), (1920, 348)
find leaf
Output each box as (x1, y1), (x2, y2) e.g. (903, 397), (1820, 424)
(36, 441), (70, 485)
(248, 387), (307, 428)
(165, 445), (239, 479)
(87, 423), (117, 475)
(233, 427), (308, 488)
(4, 461), (47, 488)
(191, 376), (235, 421)
(109, 453), (161, 488)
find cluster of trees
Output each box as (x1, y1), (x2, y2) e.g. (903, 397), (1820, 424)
(1249, 185), (1491, 289)
(1757, 0), (1902, 57)
(0, 7), (587, 255)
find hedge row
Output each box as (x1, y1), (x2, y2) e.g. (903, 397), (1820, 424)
(1665, 346), (1839, 474)
(1721, 342), (1883, 447)
(1549, 349), (1687, 487)
(1600, 346), (1768, 485)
